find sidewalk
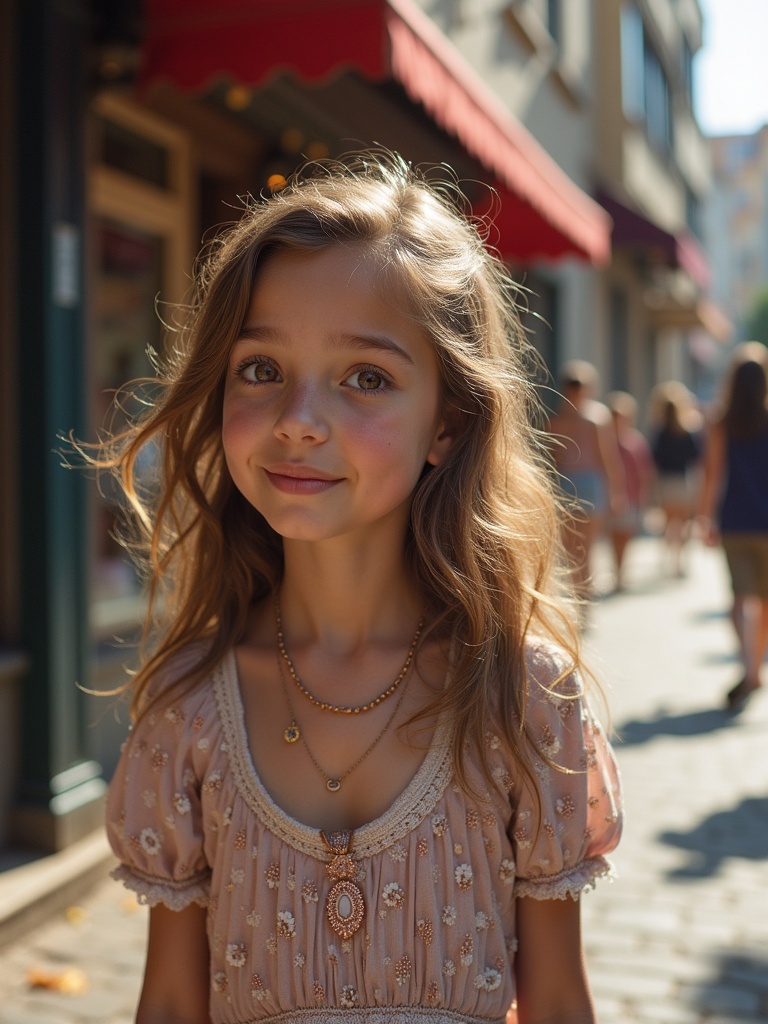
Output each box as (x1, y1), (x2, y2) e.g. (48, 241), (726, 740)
(0, 536), (766, 1023)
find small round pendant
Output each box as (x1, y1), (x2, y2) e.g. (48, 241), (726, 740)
(326, 778), (341, 792)
(326, 879), (365, 939)
(284, 724), (300, 743)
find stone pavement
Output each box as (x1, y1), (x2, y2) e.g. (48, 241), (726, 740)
(0, 536), (766, 1023)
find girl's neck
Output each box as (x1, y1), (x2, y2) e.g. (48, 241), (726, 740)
(278, 539), (423, 652)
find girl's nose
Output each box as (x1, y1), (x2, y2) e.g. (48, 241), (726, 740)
(273, 381), (330, 443)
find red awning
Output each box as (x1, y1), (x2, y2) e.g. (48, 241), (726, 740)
(598, 190), (710, 290)
(139, 0), (611, 264)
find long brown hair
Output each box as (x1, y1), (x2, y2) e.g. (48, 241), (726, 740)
(721, 342), (768, 440)
(79, 152), (580, 793)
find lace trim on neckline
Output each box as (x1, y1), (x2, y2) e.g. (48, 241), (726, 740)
(214, 650), (455, 861)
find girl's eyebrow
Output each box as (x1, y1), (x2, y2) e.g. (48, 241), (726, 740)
(232, 327), (415, 365)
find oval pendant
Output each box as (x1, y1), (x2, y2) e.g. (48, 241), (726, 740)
(326, 779), (341, 792)
(284, 724), (300, 743)
(326, 879), (365, 939)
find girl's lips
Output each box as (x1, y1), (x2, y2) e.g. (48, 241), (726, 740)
(264, 469), (342, 495)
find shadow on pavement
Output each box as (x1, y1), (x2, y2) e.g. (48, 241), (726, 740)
(688, 949), (768, 1020)
(659, 795), (768, 878)
(616, 707), (735, 746)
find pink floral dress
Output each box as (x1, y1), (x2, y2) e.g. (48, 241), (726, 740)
(107, 640), (623, 1024)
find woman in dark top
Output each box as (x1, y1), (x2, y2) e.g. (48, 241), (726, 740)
(701, 343), (768, 712)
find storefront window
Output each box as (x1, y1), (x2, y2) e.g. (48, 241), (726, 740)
(90, 218), (163, 634)
(87, 94), (194, 652)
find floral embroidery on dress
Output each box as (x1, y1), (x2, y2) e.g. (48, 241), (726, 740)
(142, 790), (157, 808)
(139, 828), (162, 856)
(225, 943), (247, 967)
(417, 918), (434, 944)
(251, 973), (270, 1001)
(454, 863), (473, 890)
(432, 814), (448, 837)
(557, 795), (576, 818)
(459, 934), (474, 967)
(277, 910), (296, 938)
(246, 909), (261, 927)
(293, 952), (306, 968)
(212, 971), (228, 993)
(395, 955), (412, 986)
(442, 905), (457, 926)
(150, 745), (169, 771)
(442, 959), (456, 977)
(340, 985), (358, 1008)
(417, 836), (429, 857)
(382, 882), (405, 908)
(499, 858), (515, 884)
(474, 967), (503, 992)
(265, 862), (280, 888)
(388, 843), (407, 863)
(301, 880), (319, 903)
(173, 793), (191, 815)
(475, 911), (492, 931)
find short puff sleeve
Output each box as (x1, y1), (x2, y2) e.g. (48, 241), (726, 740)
(106, 688), (213, 910)
(510, 642), (623, 901)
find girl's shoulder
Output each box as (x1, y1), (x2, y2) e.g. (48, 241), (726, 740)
(523, 634), (583, 700)
(135, 641), (226, 730)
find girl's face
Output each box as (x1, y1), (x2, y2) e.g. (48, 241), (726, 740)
(221, 244), (454, 546)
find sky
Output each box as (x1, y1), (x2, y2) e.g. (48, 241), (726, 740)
(695, 0), (768, 136)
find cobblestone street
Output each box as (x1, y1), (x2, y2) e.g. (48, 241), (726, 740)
(0, 537), (766, 1023)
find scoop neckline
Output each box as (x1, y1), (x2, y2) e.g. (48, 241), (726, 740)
(213, 647), (455, 861)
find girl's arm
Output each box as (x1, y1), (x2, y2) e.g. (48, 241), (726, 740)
(513, 896), (595, 1024)
(136, 903), (211, 1024)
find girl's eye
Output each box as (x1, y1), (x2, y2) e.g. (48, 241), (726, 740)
(345, 368), (389, 392)
(237, 359), (281, 384)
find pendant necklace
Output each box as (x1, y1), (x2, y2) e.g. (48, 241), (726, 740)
(277, 651), (412, 792)
(320, 829), (366, 940)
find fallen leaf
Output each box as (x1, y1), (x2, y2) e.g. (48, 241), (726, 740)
(27, 966), (89, 994)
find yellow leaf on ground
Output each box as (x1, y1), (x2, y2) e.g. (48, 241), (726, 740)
(27, 966), (89, 994)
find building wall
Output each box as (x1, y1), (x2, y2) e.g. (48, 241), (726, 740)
(706, 129), (768, 339)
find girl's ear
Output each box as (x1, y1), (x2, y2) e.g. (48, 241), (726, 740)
(426, 407), (463, 466)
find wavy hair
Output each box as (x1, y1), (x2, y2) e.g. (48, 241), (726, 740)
(83, 151), (580, 793)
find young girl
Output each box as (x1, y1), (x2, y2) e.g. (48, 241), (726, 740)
(100, 153), (622, 1024)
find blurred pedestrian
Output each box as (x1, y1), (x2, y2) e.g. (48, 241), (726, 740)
(700, 342), (768, 712)
(548, 360), (625, 611)
(606, 391), (653, 591)
(649, 381), (703, 577)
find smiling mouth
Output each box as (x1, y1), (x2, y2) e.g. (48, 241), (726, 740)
(264, 469), (342, 495)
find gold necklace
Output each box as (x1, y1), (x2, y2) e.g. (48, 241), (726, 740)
(277, 651), (413, 793)
(275, 601), (423, 714)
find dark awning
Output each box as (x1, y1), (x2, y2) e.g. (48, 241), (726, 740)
(597, 189), (710, 289)
(139, 0), (612, 264)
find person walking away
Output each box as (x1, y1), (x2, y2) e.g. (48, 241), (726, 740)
(606, 391), (653, 591)
(548, 361), (625, 612)
(76, 152), (622, 1024)
(700, 342), (768, 712)
(649, 382), (702, 577)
